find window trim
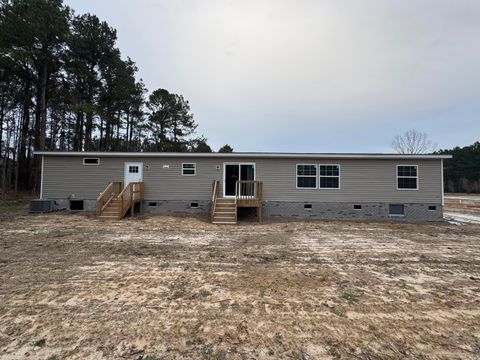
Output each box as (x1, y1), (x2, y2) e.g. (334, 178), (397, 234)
(396, 164), (419, 191)
(83, 157), (100, 166)
(296, 164), (318, 189)
(318, 164), (341, 190)
(182, 162), (197, 176)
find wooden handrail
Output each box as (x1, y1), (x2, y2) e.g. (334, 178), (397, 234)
(118, 181), (144, 218)
(235, 180), (263, 202)
(211, 180), (220, 222)
(96, 181), (122, 216)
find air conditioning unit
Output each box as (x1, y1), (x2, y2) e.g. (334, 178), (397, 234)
(30, 199), (54, 213)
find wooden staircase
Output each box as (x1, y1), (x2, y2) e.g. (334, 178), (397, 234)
(211, 180), (237, 224)
(212, 198), (237, 224)
(97, 181), (144, 220)
(211, 179), (263, 225)
(98, 199), (123, 219)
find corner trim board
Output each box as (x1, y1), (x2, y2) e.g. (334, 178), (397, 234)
(40, 155), (44, 199)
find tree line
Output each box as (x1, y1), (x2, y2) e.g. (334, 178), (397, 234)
(0, 0), (232, 194)
(437, 142), (480, 193)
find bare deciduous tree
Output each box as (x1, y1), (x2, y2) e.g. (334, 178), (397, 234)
(392, 129), (437, 154)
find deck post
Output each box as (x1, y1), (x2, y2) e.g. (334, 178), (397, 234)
(129, 183), (135, 217)
(140, 182), (144, 214)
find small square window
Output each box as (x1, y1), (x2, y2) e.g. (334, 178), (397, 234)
(182, 163), (196, 176)
(389, 204), (405, 216)
(148, 202), (157, 207)
(83, 158), (100, 165)
(354, 205), (362, 210)
(304, 204), (312, 210)
(129, 166), (139, 173)
(428, 205), (437, 211)
(190, 202), (199, 208)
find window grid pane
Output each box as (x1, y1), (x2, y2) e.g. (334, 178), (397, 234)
(397, 165), (418, 189)
(182, 163), (196, 175)
(320, 177), (339, 188)
(398, 178), (417, 189)
(319, 165), (340, 188)
(297, 177), (317, 188)
(297, 165), (317, 176)
(319, 165), (339, 176)
(398, 166), (417, 177)
(297, 164), (317, 188)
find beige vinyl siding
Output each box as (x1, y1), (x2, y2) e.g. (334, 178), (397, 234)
(255, 159), (441, 203)
(42, 156), (442, 203)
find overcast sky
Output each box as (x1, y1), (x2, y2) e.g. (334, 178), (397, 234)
(64, 0), (480, 152)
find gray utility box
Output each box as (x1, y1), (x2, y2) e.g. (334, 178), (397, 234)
(30, 199), (54, 213)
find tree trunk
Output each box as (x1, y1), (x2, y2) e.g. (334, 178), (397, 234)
(84, 110), (93, 150)
(73, 111), (84, 151)
(35, 62), (48, 151)
(18, 80), (31, 191)
(32, 62), (48, 195)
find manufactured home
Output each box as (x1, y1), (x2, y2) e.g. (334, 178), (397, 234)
(34, 152), (451, 223)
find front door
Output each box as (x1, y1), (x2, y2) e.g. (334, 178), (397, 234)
(224, 163), (255, 197)
(124, 162), (143, 185)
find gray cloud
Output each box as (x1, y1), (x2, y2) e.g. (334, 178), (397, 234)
(65, 0), (480, 151)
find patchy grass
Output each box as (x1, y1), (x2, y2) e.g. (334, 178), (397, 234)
(330, 308), (347, 318)
(0, 195), (31, 214)
(341, 291), (359, 305)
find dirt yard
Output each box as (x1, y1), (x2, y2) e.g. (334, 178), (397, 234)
(0, 208), (479, 359)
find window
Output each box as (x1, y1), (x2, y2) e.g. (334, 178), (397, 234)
(389, 204), (405, 216)
(428, 205), (437, 211)
(397, 165), (418, 190)
(129, 165), (139, 174)
(182, 163), (196, 176)
(83, 158), (99, 165)
(148, 202), (157, 207)
(354, 205), (362, 210)
(319, 165), (340, 189)
(297, 164), (317, 188)
(190, 202), (199, 208)
(304, 204), (312, 210)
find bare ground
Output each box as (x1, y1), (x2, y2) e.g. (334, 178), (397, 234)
(0, 210), (479, 359)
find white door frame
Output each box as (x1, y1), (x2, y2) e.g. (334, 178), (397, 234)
(124, 162), (144, 186)
(223, 162), (256, 198)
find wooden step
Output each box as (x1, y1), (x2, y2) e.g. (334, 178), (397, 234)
(212, 197), (237, 224)
(102, 210), (121, 215)
(214, 211), (236, 215)
(98, 215), (120, 220)
(103, 206), (121, 211)
(213, 216), (237, 222)
(215, 208), (236, 213)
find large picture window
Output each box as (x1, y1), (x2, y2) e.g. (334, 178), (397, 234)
(319, 165), (340, 189)
(397, 165), (418, 190)
(297, 164), (317, 188)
